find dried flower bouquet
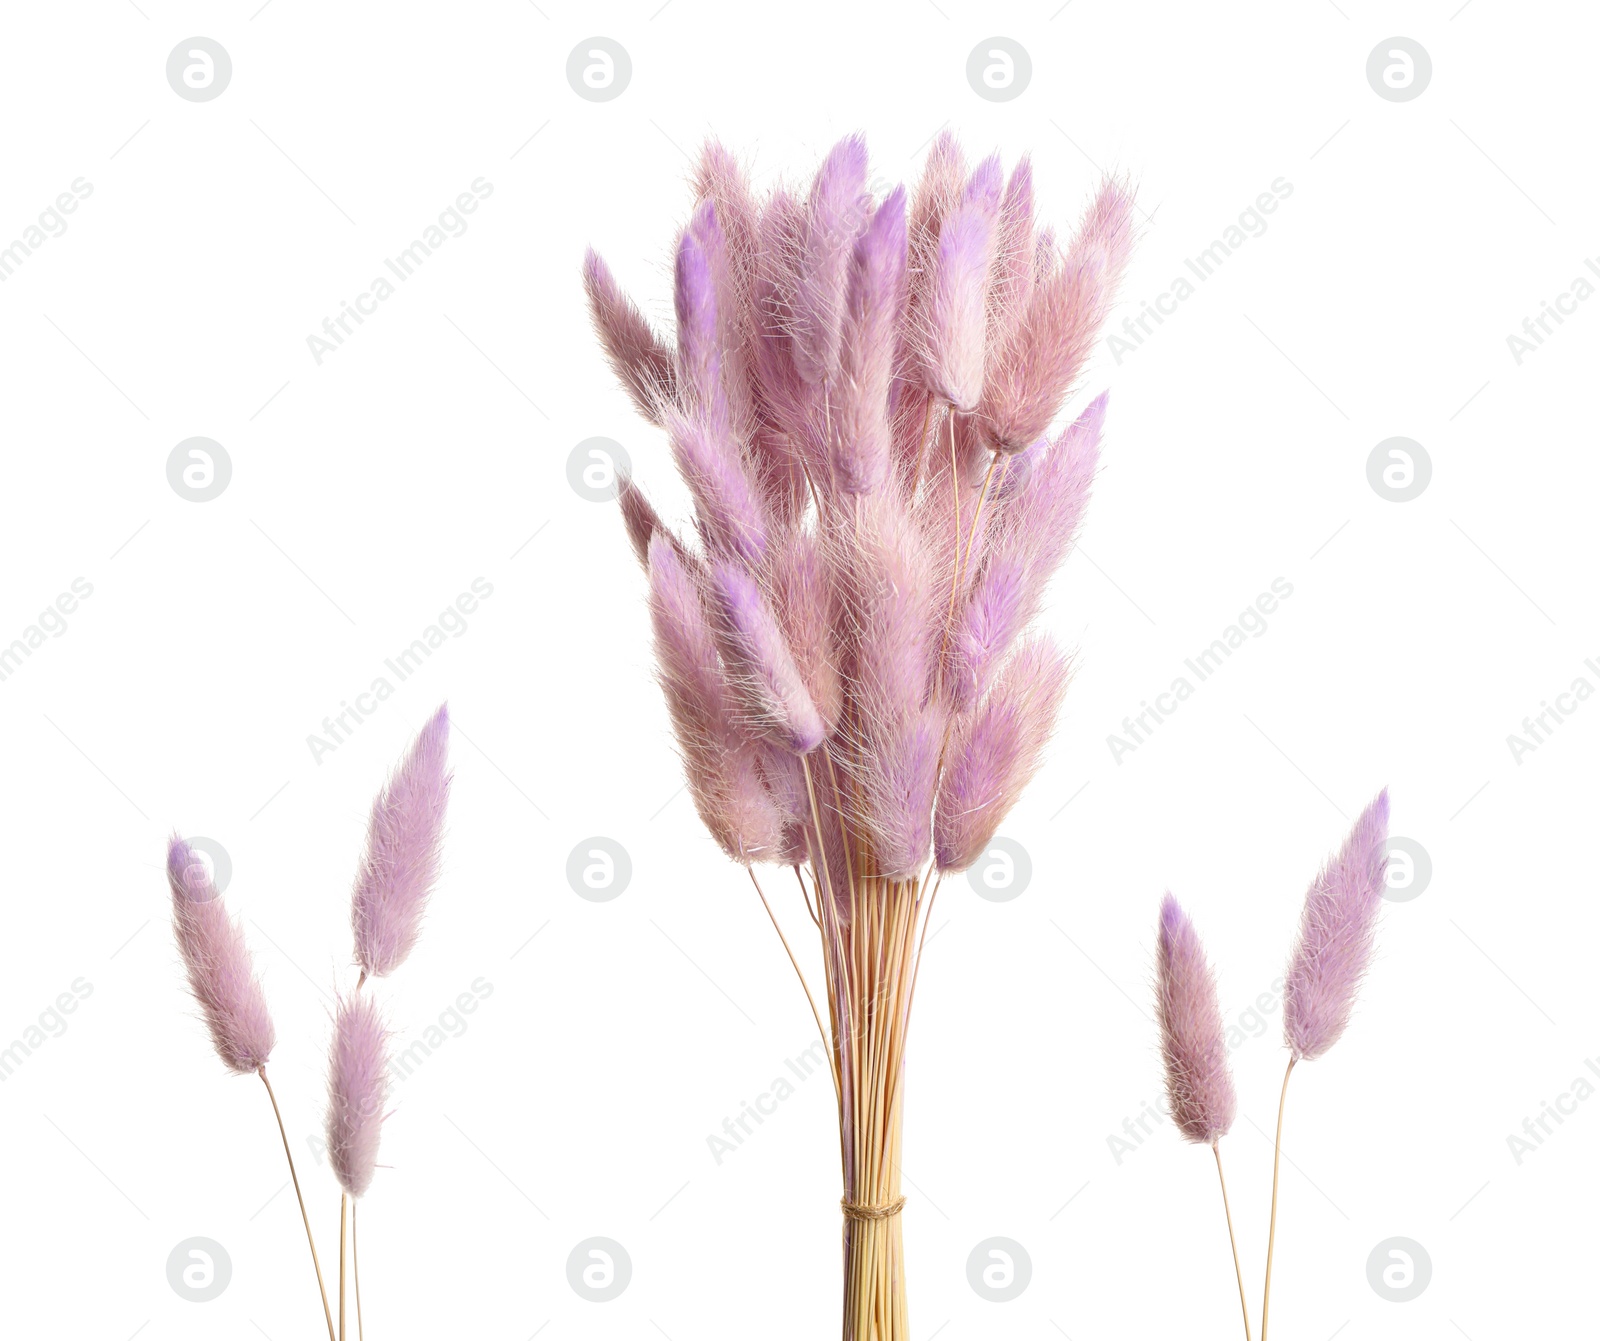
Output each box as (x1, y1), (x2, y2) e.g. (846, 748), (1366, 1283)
(166, 706), (451, 1341)
(585, 133), (1134, 1338)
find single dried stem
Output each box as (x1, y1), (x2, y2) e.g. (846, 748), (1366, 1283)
(1214, 1142), (1253, 1341)
(1260, 1056), (1296, 1341)
(259, 1067), (336, 1341)
(750, 865), (839, 1098)
(338, 1193), (349, 1341)
(910, 397), (937, 497)
(353, 1200), (365, 1341)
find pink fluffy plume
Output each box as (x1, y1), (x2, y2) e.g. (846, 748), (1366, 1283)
(325, 991), (389, 1198)
(351, 704), (452, 980)
(1155, 894), (1237, 1144)
(1283, 789), (1391, 1061)
(167, 834), (277, 1074)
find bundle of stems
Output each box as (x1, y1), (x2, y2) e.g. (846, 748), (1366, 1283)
(1155, 790), (1390, 1340)
(586, 133), (1134, 1338)
(165, 705), (451, 1340)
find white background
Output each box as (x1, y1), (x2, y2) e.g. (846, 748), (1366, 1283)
(1, 3), (1594, 1338)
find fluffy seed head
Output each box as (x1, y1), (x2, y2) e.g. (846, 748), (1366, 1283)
(326, 992), (388, 1198)
(1284, 790), (1391, 1061)
(582, 249), (676, 423)
(706, 559), (825, 754)
(352, 704), (452, 979)
(1156, 894), (1237, 1144)
(934, 639), (1071, 871)
(925, 180), (1000, 410)
(168, 835), (276, 1074)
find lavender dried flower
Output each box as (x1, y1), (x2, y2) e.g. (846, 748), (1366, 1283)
(326, 992), (388, 1199)
(168, 835), (277, 1074)
(1283, 790), (1391, 1061)
(934, 639), (1071, 872)
(1155, 894), (1237, 1144)
(586, 136), (1134, 1340)
(352, 704), (452, 980)
(582, 249), (676, 423)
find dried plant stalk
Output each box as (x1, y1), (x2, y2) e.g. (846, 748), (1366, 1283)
(588, 134), (1133, 1336)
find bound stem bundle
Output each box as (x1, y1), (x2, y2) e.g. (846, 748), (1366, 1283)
(166, 705), (451, 1339)
(587, 133), (1134, 1338)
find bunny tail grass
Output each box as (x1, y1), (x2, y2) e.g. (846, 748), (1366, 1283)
(168, 835), (277, 1073)
(351, 704), (452, 980)
(326, 992), (389, 1199)
(588, 135), (1136, 1341)
(1155, 894), (1236, 1144)
(1283, 790), (1391, 1061)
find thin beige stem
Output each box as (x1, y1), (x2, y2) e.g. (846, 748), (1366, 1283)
(749, 865), (839, 1098)
(794, 863), (822, 929)
(1214, 1142), (1253, 1341)
(910, 396), (936, 497)
(353, 1198), (365, 1341)
(259, 1067), (336, 1341)
(1260, 1056), (1296, 1341)
(338, 1193), (348, 1341)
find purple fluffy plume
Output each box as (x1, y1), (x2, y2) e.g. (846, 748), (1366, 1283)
(1156, 894), (1237, 1144)
(582, 249), (676, 423)
(706, 559), (825, 754)
(772, 532), (842, 734)
(980, 179), (1133, 450)
(616, 471), (665, 569)
(794, 135), (869, 385)
(351, 704), (452, 980)
(325, 992), (388, 1198)
(925, 171), (1000, 410)
(934, 639), (1070, 871)
(675, 209), (726, 418)
(664, 405), (769, 567)
(1283, 790), (1391, 1061)
(647, 536), (783, 863)
(944, 396), (1104, 712)
(168, 835), (277, 1073)
(832, 187), (906, 495)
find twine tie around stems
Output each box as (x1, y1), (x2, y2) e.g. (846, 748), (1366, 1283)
(840, 1196), (907, 1222)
